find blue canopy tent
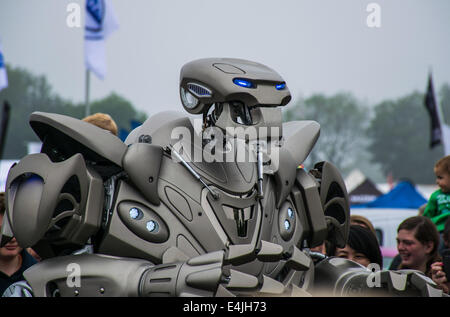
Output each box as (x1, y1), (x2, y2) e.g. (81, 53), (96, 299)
(351, 181), (427, 255)
(352, 181), (427, 209)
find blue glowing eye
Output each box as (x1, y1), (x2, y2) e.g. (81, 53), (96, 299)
(233, 78), (254, 88)
(276, 83), (286, 90)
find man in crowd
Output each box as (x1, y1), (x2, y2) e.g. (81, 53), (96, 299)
(0, 192), (37, 295)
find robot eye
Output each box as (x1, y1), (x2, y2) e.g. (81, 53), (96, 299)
(233, 78), (255, 88)
(187, 83), (212, 97)
(180, 87), (199, 109)
(275, 83), (286, 90)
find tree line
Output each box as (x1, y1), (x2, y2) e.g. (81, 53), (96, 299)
(1, 63), (448, 184)
(284, 84), (450, 184)
(0, 64), (147, 159)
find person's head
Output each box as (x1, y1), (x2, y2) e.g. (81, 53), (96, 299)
(350, 214), (376, 237)
(396, 216), (440, 274)
(310, 242), (327, 255)
(434, 156), (450, 193)
(0, 192), (23, 259)
(331, 225), (383, 268)
(82, 113), (118, 136)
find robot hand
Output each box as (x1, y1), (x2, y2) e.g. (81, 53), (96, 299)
(218, 240), (312, 296)
(140, 251), (226, 297)
(140, 241), (313, 297)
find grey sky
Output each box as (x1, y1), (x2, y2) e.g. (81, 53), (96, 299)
(0, 0), (449, 117)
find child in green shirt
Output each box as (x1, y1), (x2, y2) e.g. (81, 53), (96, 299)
(424, 155), (450, 233)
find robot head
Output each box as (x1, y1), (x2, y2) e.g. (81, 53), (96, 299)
(179, 58), (291, 130)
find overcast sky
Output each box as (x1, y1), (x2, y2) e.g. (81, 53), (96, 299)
(0, 0), (449, 117)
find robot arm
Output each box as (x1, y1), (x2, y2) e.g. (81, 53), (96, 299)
(21, 253), (150, 297)
(16, 252), (226, 297)
(141, 241), (313, 297)
(11, 241), (313, 297)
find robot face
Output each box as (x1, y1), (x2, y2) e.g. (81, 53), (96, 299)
(179, 58), (291, 115)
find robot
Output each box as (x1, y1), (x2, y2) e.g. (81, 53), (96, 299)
(0, 58), (444, 297)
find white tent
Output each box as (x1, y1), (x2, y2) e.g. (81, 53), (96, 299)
(350, 208), (418, 249)
(0, 160), (17, 191)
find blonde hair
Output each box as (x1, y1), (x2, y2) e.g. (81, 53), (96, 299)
(350, 214), (376, 237)
(82, 113), (118, 136)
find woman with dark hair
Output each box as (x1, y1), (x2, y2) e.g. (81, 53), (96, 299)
(328, 225), (383, 268)
(396, 216), (440, 277)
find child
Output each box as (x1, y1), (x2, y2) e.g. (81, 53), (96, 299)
(423, 155), (450, 233)
(0, 192), (37, 295)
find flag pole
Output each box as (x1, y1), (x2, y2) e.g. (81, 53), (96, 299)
(85, 69), (90, 117)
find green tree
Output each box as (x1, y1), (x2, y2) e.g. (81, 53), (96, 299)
(367, 90), (446, 183)
(284, 92), (370, 175)
(0, 65), (82, 158)
(439, 83), (450, 121)
(0, 64), (145, 159)
(89, 93), (147, 135)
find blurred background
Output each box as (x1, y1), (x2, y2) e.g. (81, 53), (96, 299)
(0, 0), (449, 189)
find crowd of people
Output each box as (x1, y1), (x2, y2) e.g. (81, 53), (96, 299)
(307, 155), (450, 295)
(0, 114), (450, 296)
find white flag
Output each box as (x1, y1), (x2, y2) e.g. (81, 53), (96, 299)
(84, 0), (119, 80)
(0, 43), (8, 91)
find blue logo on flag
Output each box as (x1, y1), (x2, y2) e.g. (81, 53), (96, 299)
(86, 0), (105, 25)
(0, 52), (4, 68)
(85, 0), (105, 39)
